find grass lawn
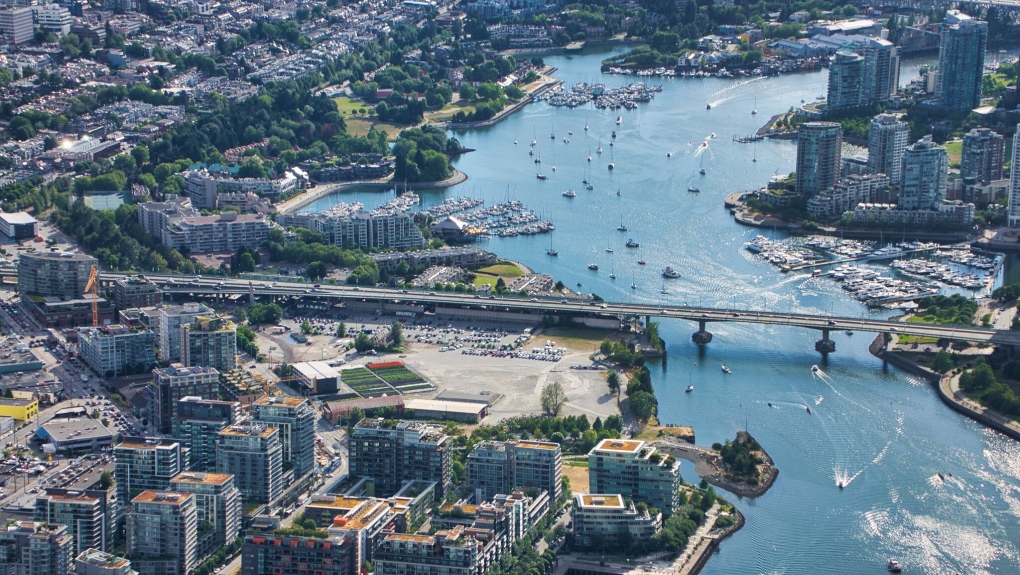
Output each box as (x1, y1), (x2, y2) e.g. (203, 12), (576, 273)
(477, 264), (524, 278)
(425, 100), (478, 121)
(944, 140), (962, 167)
(345, 118), (404, 139)
(473, 274), (498, 288)
(541, 326), (614, 351)
(333, 97), (370, 115)
(896, 334), (940, 345)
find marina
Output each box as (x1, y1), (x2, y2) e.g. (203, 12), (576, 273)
(538, 81), (662, 110)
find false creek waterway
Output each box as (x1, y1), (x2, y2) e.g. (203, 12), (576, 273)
(304, 47), (1020, 574)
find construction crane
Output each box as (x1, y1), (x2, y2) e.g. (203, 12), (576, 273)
(84, 265), (99, 328)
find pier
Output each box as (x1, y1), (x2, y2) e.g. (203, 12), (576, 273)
(732, 134), (764, 143)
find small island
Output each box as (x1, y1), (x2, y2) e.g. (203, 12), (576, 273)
(655, 430), (778, 498)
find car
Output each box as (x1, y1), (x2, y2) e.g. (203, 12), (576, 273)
(561, 299), (568, 304)
(429, 292), (436, 296)
(889, 327), (898, 332)
(352, 287), (361, 291)
(827, 320), (836, 326)
(530, 298), (538, 302)
(732, 313), (740, 317)
(314, 284), (321, 288)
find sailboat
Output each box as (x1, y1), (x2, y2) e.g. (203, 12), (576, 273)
(584, 114), (589, 131)
(608, 147), (615, 171)
(597, 140), (603, 154)
(631, 273), (636, 290)
(699, 153), (706, 175)
(550, 124), (555, 140)
(609, 260), (616, 280)
(752, 95), (758, 115)
(546, 236), (558, 256)
(531, 127), (537, 147)
(618, 220), (628, 232)
(660, 282), (668, 295)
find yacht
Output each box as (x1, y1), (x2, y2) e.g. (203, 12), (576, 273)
(546, 249), (559, 256)
(687, 187), (700, 193)
(616, 116), (622, 124)
(706, 103), (712, 109)
(721, 365), (731, 374)
(887, 559), (902, 573)
(562, 189), (576, 198)
(618, 223), (628, 231)
(638, 259), (646, 265)
(587, 263), (599, 271)
(686, 385), (694, 393)
(537, 173), (547, 180)
(626, 239), (639, 248)
(662, 267), (681, 278)
(868, 246), (905, 261)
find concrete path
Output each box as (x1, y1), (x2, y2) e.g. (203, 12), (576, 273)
(942, 373), (1020, 437)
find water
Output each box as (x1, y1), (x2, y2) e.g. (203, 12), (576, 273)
(307, 48), (1020, 573)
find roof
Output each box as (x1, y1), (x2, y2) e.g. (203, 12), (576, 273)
(254, 396), (307, 407)
(0, 212), (37, 225)
(293, 361), (340, 381)
(403, 399), (486, 416)
(0, 398), (35, 407)
(510, 440), (558, 451)
(325, 395), (404, 415)
(220, 425), (276, 437)
(132, 491), (192, 504)
(592, 439), (643, 454)
(307, 496), (366, 510)
(171, 472), (233, 485)
(576, 494), (625, 509)
(385, 533), (433, 543)
(39, 418), (115, 444)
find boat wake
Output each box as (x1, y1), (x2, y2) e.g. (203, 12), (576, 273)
(834, 429), (902, 490)
(814, 395), (824, 405)
(705, 77), (766, 108)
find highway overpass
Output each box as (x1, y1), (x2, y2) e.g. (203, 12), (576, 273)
(90, 271), (1020, 354)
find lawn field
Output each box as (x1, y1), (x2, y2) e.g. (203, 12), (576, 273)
(477, 264), (524, 278)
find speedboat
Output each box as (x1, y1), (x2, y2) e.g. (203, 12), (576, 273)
(667, 152), (672, 157)
(887, 559), (902, 573)
(699, 168), (706, 175)
(537, 173), (547, 180)
(626, 239), (639, 248)
(806, 407), (812, 414)
(686, 385), (694, 393)
(721, 365), (731, 374)
(687, 187), (700, 193)
(838, 482), (844, 489)
(845, 330), (853, 336)
(662, 267), (681, 278)
(616, 116), (622, 124)
(638, 259), (646, 265)
(811, 365), (819, 373)
(605, 247), (614, 253)
(706, 103), (712, 109)
(631, 283), (636, 289)
(587, 263), (599, 271)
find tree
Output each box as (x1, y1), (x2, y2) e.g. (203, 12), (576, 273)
(247, 302), (283, 324)
(336, 322), (347, 338)
(931, 350), (953, 373)
(354, 332), (373, 352)
(630, 390), (657, 422)
(607, 370), (620, 395)
(237, 252), (257, 273)
(99, 471), (113, 489)
(390, 321), (404, 348)
(306, 261), (328, 279)
(540, 381), (567, 415)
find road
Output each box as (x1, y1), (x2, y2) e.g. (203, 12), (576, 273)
(80, 270), (1020, 347)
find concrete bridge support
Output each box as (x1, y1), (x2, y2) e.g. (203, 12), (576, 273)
(692, 320), (713, 344)
(815, 328), (836, 354)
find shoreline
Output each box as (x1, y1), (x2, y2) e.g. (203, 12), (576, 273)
(275, 169), (468, 214)
(652, 436), (778, 499)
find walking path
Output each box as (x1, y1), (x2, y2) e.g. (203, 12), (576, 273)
(940, 373), (1020, 440)
(275, 170), (468, 214)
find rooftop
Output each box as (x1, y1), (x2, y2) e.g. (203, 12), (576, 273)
(254, 396), (306, 407)
(592, 439), (644, 454)
(511, 439), (559, 451)
(576, 494), (625, 509)
(307, 496), (367, 510)
(20, 251), (94, 262)
(171, 472), (233, 485)
(39, 418), (115, 444)
(132, 490), (192, 504)
(0, 212), (37, 225)
(115, 438), (179, 450)
(384, 532), (433, 543)
(76, 549), (130, 569)
(220, 425), (276, 438)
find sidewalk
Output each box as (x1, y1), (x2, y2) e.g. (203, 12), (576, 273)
(941, 373), (1020, 438)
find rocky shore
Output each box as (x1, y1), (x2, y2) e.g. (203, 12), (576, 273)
(653, 434), (778, 498)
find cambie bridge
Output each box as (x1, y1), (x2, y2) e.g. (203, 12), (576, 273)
(58, 271), (1020, 355)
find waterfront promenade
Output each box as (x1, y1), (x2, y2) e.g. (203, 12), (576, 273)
(940, 373), (1020, 441)
(275, 169), (468, 214)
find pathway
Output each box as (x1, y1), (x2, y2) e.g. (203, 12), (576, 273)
(942, 373), (1020, 437)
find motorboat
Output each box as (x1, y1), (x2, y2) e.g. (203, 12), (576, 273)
(609, 273), (616, 279)
(616, 189), (621, 195)
(562, 190), (576, 198)
(611, 131), (617, 138)
(699, 168), (706, 175)
(626, 239), (639, 248)
(811, 365), (819, 373)
(887, 559), (902, 573)
(706, 103), (712, 109)
(587, 263), (599, 271)
(721, 365), (731, 374)
(687, 187), (700, 193)
(546, 249), (559, 256)
(606, 247), (614, 253)
(806, 407), (812, 414)
(638, 259), (646, 265)
(537, 173), (547, 180)
(616, 116), (622, 124)
(608, 163), (614, 170)
(631, 283), (636, 289)
(686, 385), (694, 393)
(662, 267), (681, 278)
(667, 152), (672, 157)
(838, 482), (844, 489)
(845, 330), (853, 336)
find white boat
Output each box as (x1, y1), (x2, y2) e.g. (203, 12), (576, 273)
(587, 263), (599, 271)
(606, 247), (614, 253)
(662, 267), (681, 278)
(562, 190), (577, 198)
(686, 385), (694, 393)
(868, 246), (905, 261)
(721, 365), (731, 374)
(616, 116), (622, 124)
(887, 559), (902, 573)
(546, 249), (558, 256)
(626, 239), (639, 248)
(687, 187), (700, 193)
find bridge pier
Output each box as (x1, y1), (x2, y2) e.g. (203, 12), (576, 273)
(692, 320), (713, 345)
(815, 328), (835, 354)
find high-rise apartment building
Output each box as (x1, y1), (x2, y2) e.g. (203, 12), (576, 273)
(349, 419), (451, 498)
(861, 38), (899, 104)
(169, 472), (240, 558)
(1010, 125), (1020, 227)
(215, 425), (283, 503)
(114, 438), (187, 504)
(588, 439), (682, 517)
(153, 365), (221, 434)
(78, 326), (156, 378)
(936, 10), (987, 111)
(507, 440), (562, 501)
(961, 127), (1005, 184)
(241, 534), (353, 575)
(127, 491), (198, 575)
(252, 396), (317, 478)
(35, 489), (112, 555)
(74, 549), (136, 575)
(571, 494), (662, 550)
(867, 114), (909, 183)
(373, 527), (481, 575)
(181, 316), (237, 372)
(32, 4), (72, 36)
(158, 304), (212, 363)
(826, 51), (864, 109)
(0, 7), (34, 44)
(173, 397), (240, 472)
(795, 122), (842, 197)
(466, 441), (508, 501)
(0, 521), (73, 575)
(17, 251), (97, 299)
(113, 277), (161, 311)
(898, 136), (949, 210)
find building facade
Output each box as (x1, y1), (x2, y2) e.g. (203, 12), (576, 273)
(826, 51), (864, 109)
(795, 122), (842, 197)
(181, 316), (237, 372)
(507, 440), (562, 502)
(0, 7), (33, 44)
(349, 419), (452, 498)
(241, 534), (353, 575)
(861, 37), (899, 104)
(215, 425), (283, 504)
(899, 135), (949, 210)
(78, 326), (156, 379)
(127, 492), (198, 575)
(172, 397), (240, 472)
(251, 397), (317, 478)
(114, 438), (187, 504)
(17, 251), (97, 299)
(162, 213), (271, 255)
(466, 442), (507, 501)
(169, 472), (240, 559)
(571, 494), (662, 550)
(867, 114), (909, 183)
(153, 365), (220, 435)
(158, 304), (212, 364)
(113, 278), (161, 311)
(74, 549), (136, 575)
(0, 522), (73, 575)
(373, 527), (482, 575)
(961, 127), (1005, 185)
(35, 489), (112, 556)
(806, 174), (892, 220)
(588, 439), (682, 517)
(1009, 125), (1020, 227)
(935, 10), (987, 111)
